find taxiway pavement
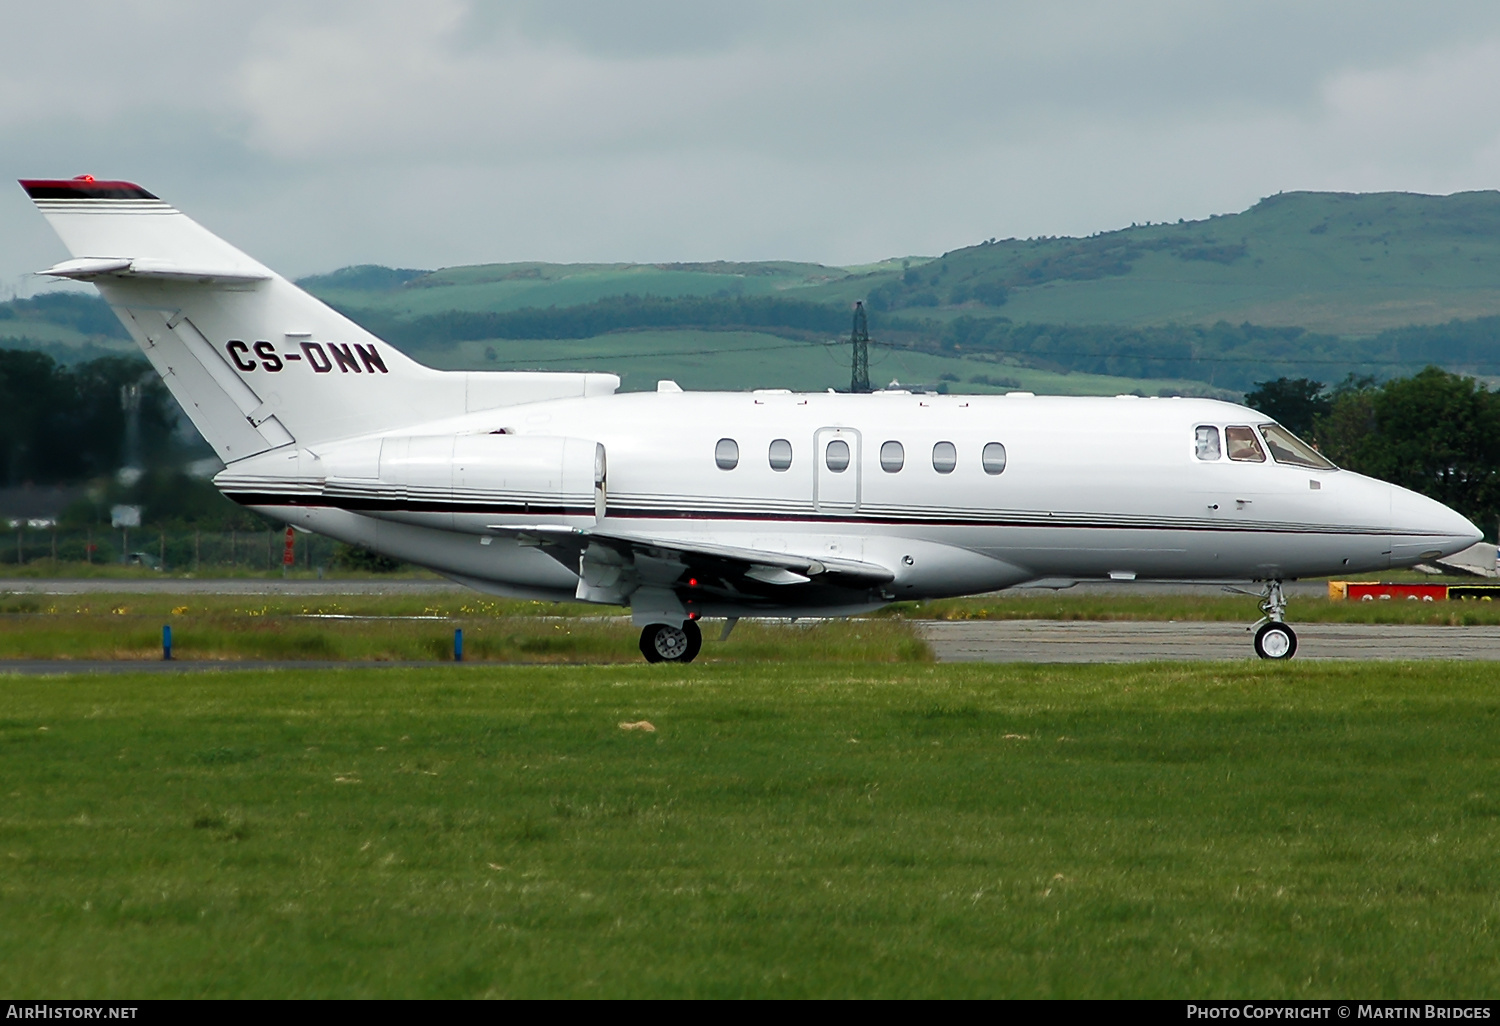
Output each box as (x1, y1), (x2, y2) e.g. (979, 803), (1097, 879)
(917, 619), (1500, 662)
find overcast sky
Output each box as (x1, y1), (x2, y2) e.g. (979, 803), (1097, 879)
(7, 0), (1500, 294)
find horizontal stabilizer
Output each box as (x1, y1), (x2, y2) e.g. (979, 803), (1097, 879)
(38, 257), (270, 284)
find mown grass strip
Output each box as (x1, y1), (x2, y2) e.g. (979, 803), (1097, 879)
(0, 591), (1496, 667)
(0, 605), (926, 664)
(0, 593), (596, 620)
(0, 661), (1497, 997)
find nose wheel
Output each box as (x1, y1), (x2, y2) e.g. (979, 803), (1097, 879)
(1250, 580), (1297, 660)
(639, 620), (702, 663)
(1253, 620), (1298, 660)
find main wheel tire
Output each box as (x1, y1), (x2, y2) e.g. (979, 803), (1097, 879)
(680, 620), (702, 662)
(1254, 621), (1298, 660)
(639, 621), (703, 663)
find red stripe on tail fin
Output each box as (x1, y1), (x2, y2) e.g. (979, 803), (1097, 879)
(19, 179), (158, 200)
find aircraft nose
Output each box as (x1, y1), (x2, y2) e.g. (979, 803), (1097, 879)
(1389, 483), (1483, 559)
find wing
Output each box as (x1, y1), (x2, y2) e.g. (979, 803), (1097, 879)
(488, 524), (895, 607)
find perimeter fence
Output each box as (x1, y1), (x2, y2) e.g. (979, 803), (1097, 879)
(0, 525), (336, 573)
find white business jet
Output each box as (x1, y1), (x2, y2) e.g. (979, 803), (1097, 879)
(21, 177), (1482, 662)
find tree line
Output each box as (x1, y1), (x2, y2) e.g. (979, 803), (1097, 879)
(2, 343), (1496, 544)
(17, 291), (1500, 395)
(324, 294), (1500, 394)
(931, 316), (1500, 393)
(0, 349), (269, 531)
(0, 292), (128, 339)
(337, 294), (891, 349)
(0, 350), (178, 485)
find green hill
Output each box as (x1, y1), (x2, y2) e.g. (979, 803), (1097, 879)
(0, 292), (133, 364)
(288, 190), (1500, 395)
(819, 190), (1500, 334)
(299, 260), (864, 317)
(298, 191), (1500, 336)
(12, 190), (1500, 395)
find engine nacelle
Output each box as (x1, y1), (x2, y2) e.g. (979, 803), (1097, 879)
(216, 433), (606, 531)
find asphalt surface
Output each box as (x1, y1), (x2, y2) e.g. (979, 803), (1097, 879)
(917, 619), (1500, 662)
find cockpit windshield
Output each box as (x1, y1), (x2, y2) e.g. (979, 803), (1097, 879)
(1258, 423), (1336, 470)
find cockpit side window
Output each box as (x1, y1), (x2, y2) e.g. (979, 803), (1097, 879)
(1259, 423), (1337, 470)
(1194, 425), (1221, 461)
(1225, 425), (1266, 463)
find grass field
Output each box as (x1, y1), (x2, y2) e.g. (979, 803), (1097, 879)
(0, 594), (927, 664)
(0, 589), (1492, 663)
(3, 661), (1499, 997)
(301, 261), (857, 318)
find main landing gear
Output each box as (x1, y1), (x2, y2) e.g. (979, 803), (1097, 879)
(1250, 580), (1297, 660)
(639, 620), (703, 664)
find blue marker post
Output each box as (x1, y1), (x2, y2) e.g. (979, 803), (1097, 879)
(454, 628), (463, 663)
(162, 624), (173, 661)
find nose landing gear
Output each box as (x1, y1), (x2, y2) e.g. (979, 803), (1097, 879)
(639, 620), (703, 663)
(1250, 580), (1297, 660)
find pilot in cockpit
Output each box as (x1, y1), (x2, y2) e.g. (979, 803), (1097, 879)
(1224, 426), (1266, 462)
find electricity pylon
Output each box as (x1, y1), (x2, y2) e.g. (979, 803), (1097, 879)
(850, 301), (870, 393)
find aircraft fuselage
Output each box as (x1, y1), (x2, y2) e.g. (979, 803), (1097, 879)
(223, 389), (1478, 618)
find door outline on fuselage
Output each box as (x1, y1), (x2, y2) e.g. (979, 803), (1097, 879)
(593, 442), (607, 522)
(813, 427), (861, 514)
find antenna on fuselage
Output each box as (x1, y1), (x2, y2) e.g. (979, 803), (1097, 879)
(850, 301), (871, 394)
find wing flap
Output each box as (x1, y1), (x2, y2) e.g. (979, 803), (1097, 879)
(487, 524), (895, 587)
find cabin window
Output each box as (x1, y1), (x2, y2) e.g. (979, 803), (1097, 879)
(1225, 426), (1265, 463)
(1194, 425), (1221, 461)
(1260, 423), (1336, 470)
(715, 438), (740, 470)
(932, 441), (957, 474)
(982, 442), (1007, 475)
(825, 438), (851, 473)
(768, 438), (793, 471)
(879, 440), (905, 472)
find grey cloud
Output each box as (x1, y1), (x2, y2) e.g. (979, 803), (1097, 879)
(5, 0), (1500, 290)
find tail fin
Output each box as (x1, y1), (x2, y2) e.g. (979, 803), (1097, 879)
(21, 178), (617, 462)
